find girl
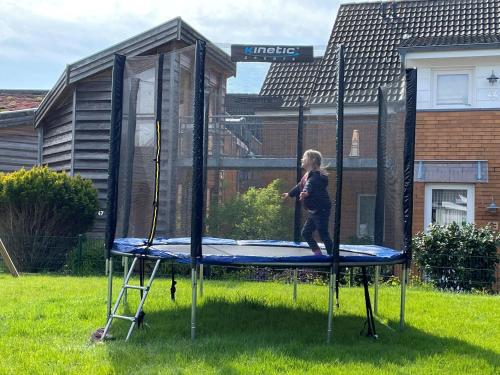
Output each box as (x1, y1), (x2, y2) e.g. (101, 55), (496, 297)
(282, 149), (333, 255)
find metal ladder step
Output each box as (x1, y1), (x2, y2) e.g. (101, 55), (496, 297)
(111, 314), (135, 322)
(124, 284), (148, 291)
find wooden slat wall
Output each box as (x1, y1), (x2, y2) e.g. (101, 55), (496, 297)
(0, 124), (38, 172)
(73, 70), (112, 233)
(41, 94), (73, 172)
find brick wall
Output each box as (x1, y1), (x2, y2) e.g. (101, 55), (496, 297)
(414, 110), (500, 233)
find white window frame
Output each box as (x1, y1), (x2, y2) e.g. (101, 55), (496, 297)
(357, 193), (376, 238)
(432, 68), (474, 108)
(424, 183), (475, 230)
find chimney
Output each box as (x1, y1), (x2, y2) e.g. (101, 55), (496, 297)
(349, 130), (360, 157)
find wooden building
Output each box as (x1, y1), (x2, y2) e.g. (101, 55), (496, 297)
(33, 18), (236, 232)
(0, 90), (46, 173)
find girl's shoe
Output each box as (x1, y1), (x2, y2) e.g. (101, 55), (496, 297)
(312, 248), (322, 256)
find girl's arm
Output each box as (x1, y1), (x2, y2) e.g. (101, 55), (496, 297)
(287, 183), (301, 198)
(303, 173), (318, 194)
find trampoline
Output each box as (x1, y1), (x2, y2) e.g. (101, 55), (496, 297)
(101, 41), (417, 342)
(112, 237), (406, 267)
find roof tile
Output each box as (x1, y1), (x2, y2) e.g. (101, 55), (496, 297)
(0, 90), (47, 112)
(261, 0), (500, 107)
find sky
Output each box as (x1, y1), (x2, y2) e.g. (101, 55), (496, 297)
(0, 0), (349, 93)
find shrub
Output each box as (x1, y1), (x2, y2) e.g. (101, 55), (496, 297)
(206, 179), (294, 240)
(413, 223), (499, 292)
(0, 167), (99, 272)
(65, 236), (106, 275)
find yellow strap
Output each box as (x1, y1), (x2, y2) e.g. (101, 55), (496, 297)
(147, 120), (161, 246)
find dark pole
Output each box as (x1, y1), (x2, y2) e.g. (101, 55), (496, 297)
(327, 45), (345, 343)
(190, 39), (206, 341)
(202, 93), (210, 233)
(294, 97), (304, 243)
(190, 40), (206, 262)
(374, 87), (387, 246)
(332, 44), (345, 264)
(403, 68), (417, 266)
(105, 54), (126, 258)
(105, 53), (126, 318)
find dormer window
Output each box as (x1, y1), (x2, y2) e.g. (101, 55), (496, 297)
(433, 69), (473, 107)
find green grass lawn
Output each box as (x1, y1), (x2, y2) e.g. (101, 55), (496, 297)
(0, 274), (498, 374)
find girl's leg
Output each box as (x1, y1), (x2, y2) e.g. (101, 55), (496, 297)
(315, 210), (333, 254)
(301, 217), (320, 251)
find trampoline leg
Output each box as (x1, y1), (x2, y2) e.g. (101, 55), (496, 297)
(123, 257), (129, 306)
(374, 265), (380, 316)
(107, 258), (113, 318)
(199, 264), (204, 298)
(400, 264), (408, 330)
(327, 266), (335, 344)
(293, 268), (298, 303)
(191, 265), (197, 341)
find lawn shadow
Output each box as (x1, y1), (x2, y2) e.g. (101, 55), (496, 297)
(104, 297), (500, 372)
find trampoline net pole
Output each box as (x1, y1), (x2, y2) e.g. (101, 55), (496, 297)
(333, 44), (345, 263)
(375, 87), (387, 246)
(403, 68), (417, 266)
(191, 266), (197, 340)
(293, 268), (298, 303)
(105, 54), (126, 255)
(374, 265), (380, 316)
(400, 263), (407, 329)
(294, 97), (304, 243)
(107, 258), (113, 318)
(190, 39), (206, 341)
(199, 264), (204, 298)
(190, 40), (206, 260)
(327, 266), (335, 343)
(122, 257), (129, 306)
(105, 53), (125, 320)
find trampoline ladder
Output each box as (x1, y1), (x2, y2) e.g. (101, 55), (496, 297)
(102, 257), (162, 341)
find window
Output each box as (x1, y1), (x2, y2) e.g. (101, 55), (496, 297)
(424, 184), (475, 229)
(434, 70), (472, 107)
(357, 194), (376, 238)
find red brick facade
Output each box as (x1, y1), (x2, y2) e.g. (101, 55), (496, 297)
(414, 110), (500, 233)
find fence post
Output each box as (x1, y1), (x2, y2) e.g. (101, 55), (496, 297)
(77, 234), (83, 275)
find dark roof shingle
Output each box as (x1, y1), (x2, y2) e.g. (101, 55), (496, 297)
(261, 0), (500, 107)
(399, 34), (500, 49)
(259, 57), (321, 107)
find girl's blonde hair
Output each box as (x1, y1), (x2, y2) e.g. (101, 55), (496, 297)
(303, 149), (328, 175)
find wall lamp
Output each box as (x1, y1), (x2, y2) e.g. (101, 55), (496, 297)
(487, 70), (499, 85)
(486, 197), (498, 214)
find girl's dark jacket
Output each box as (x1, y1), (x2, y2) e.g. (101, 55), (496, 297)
(288, 170), (332, 212)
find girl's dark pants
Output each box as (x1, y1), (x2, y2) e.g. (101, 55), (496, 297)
(301, 208), (333, 253)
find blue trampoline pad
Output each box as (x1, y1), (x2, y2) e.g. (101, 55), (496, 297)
(112, 237), (406, 267)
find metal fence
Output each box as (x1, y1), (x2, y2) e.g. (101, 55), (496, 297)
(0, 235), (498, 293)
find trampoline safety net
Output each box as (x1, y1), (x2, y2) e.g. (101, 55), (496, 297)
(106, 44), (413, 260)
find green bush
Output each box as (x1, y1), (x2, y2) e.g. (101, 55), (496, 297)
(413, 223), (499, 292)
(206, 179), (294, 240)
(0, 167), (99, 272)
(65, 236), (106, 275)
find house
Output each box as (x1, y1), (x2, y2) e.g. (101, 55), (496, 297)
(32, 18), (236, 232)
(254, 0), (500, 240)
(0, 90), (46, 172)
